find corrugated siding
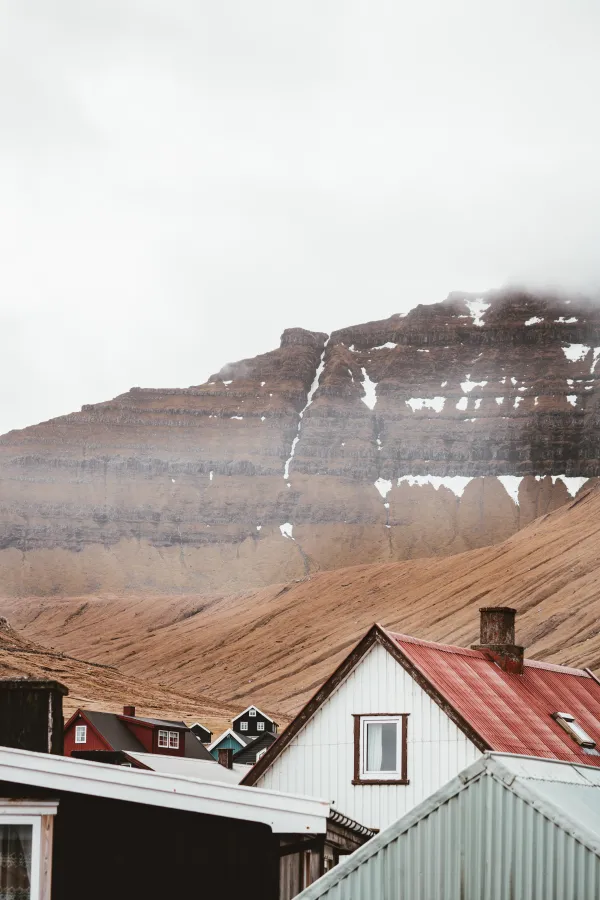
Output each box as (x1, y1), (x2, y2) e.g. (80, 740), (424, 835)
(257, 643), (481, 829)
(299, 774), (600, 900)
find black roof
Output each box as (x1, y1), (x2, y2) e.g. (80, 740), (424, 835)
(83, 711), (146, 752)
(232, 732), (277, 765)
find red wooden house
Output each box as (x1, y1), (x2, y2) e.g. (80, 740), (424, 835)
(64, 705), (212, 760)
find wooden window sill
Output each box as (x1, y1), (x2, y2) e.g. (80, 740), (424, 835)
(352, 778), (410, 786)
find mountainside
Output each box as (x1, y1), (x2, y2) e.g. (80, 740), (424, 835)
(5, 484), (600, 717)
(0, 617), (240, 733)
(1, 288), (600, 596)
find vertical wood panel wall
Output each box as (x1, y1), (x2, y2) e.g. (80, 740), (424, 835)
(257, 644), (482, 830)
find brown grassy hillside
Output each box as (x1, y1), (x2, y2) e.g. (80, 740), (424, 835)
(0, 617), (243, 734)
(3, 485), (600, 717)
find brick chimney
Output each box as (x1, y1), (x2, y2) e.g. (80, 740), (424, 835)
(218, 748), (234, 769)
(123, 705), (136, 717)
(0, 679), (68, 754)
(472, 607), (524, 674)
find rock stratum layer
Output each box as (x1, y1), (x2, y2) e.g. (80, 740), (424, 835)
(1, 289), (599, 596)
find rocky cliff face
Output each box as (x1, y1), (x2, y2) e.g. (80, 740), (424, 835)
(1, 289), (599, 596)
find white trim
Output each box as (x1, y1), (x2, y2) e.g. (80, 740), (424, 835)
(0, 801), (58, 817)
(0, 801), (58, 900)
(0, 746), (329, 834)
(208, 729), (249, 753)
(75, 724), (87, 744)
(234, 705), (276, 725)
(190, 722), (211, 737)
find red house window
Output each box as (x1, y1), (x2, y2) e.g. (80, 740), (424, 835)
(158, 730), (180, 749)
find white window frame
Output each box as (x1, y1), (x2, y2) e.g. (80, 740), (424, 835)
(168, 731), (179, 749)
(359, 715), (403, 781)
(257, 721), (265, 731)
(0, 800), (58, 900)
(239, 721), (248, 731)
(248, 709), (257, 717)
(553, 712), (596, 748)
(74, 725), (87, 744)
(158, 730), (169, 748)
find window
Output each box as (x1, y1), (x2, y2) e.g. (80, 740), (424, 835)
(257, 721), (265, 731)
(240, 721), (248, 731)
(353, 714), (409, 784)
(75, 725), (87, 744)
(158, 730), (179, 749)
(0, 801), (58, 900)
(249, 709), (257, 717)
(552, 712), (596, 748)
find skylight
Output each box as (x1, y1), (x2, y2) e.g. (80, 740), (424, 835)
(552, 712), (596, 748)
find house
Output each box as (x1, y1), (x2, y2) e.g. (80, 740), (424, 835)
(208, 727), (253, 759)
(234, 731), (278, 765)
(64, 704), (213, 760)
(208, 705), (278, 760)
(243, 607), (600, 830)
(190, 721), (213, 743)
(233, 705), (278, 737)
(0, 678), (374, 900)
(296, 752), (600, 899)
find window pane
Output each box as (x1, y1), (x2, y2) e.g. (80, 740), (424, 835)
(366, 722), (397, 772)
(0, 824), (32, 899)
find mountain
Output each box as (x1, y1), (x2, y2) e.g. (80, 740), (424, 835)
(0, 616), (241, 733)
(5, 483), (600, 717)
(1, 288), (599, 596)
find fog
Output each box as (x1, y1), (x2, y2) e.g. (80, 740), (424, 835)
(2, 1), (600, 433)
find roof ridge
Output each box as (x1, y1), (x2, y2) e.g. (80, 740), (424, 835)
(387, 630), (588, 676)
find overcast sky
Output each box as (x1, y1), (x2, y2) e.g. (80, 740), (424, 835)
(2, 1), (600, 434)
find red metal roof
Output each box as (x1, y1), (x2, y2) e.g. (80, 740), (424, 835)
(386, 630), (600, 766)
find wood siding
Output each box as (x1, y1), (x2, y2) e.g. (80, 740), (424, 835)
(233, 709), (276, 738)
(256, 643), (482, 830)
(64, 716), (110, 756)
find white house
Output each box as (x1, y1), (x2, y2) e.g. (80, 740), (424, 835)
(243, 608), (600, 830)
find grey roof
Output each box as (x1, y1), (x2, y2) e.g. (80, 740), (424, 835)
(229, 731), (253, 746)
(125, 752), (250, 782)
(184, 732), (213, 760)
(233, 732), (277, 765)
(83, 710), (146, 753)
(296, 753), (600, 899)
(124, 715), (187, 729)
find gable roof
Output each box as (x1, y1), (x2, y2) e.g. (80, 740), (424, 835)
(232, 705), (277, 726)
(76, 710), (147, 753)
(389, 631), (600, 765)
(243, 624), (600, 786)
(208, 728), (253, 753)
(296, 753), (600, 899)
(190, 722), (212, 738)
(233, 732), (277, 765)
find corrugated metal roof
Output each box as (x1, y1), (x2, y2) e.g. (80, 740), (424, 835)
(296, 753), (600, 899)
(388, 630), (600, 766)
